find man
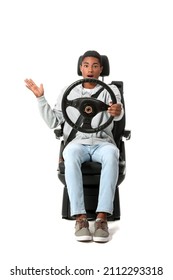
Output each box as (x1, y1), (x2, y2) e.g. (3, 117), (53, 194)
(25, 50), (124, 242)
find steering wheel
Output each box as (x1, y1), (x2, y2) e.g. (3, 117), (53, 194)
(61, 78), (117, 133)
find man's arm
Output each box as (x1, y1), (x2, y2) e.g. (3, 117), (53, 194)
(24, 78), (64, 128)
(107, 84), (124, 120)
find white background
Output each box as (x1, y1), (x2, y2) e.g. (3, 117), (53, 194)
(0, 0), (173, 279)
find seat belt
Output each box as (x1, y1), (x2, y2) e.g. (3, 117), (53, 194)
(64, 87), (104, 147)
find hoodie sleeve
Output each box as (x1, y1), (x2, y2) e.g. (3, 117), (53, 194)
(37, 92), (64, 129)
(109, 84), (124, 121)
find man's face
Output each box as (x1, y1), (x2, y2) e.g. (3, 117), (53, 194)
(80, 57), (103, 79)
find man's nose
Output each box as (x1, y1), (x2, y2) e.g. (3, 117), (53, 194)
(88, 66), (93, 72)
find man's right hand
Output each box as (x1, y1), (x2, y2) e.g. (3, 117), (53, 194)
(24, 79), (44, 98)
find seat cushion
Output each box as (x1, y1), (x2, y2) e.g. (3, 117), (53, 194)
(59, 161), (101, 175)
(59, 160), (125, 175)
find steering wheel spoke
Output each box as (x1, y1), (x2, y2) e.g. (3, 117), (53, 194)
(81, 117), (92, 130)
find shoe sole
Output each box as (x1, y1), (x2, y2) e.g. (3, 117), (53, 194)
(76, 235), (92, 242)
(93, 236), (109, 243)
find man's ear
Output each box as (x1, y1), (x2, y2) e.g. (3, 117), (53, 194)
(100, 66), (103, 74)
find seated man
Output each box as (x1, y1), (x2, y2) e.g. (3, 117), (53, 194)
(24, 50), (124, 243)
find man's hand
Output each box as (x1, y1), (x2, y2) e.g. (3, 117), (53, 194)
(24, 79), (44, 98)
(107, 102), (122, 117)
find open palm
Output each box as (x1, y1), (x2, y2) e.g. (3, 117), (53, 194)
(25, 79), (44, 97)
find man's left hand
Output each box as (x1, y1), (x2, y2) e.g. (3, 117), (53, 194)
(107, 102), (122, 117)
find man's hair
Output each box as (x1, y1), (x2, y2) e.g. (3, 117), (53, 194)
(81, 50), (102, 65)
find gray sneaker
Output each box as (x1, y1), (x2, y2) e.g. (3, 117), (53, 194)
(75, 218), (92, 241)
(93, 219), (109, 242)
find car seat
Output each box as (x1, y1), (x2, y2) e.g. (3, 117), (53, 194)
(54, 55), (131, 221)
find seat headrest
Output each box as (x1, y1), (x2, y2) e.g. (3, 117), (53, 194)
(77, 55), (110, 77)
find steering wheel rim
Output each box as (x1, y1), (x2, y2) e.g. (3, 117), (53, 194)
(62, 78), (117, 133)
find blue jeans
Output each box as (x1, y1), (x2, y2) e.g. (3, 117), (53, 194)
(63, 142), (119, 216)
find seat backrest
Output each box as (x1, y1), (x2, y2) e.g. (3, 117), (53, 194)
(77, 55), (110, 77)
(110, 81), (126, 147)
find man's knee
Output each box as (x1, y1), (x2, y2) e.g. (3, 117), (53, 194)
(63, 143), (84, 162)
(102, 144), (119, 162)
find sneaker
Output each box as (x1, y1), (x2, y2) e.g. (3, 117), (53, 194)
(75, 218), (92, 241)
(93, 218), (109, 242)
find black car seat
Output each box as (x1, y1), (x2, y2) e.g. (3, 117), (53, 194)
(54, 55), (131, 221)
